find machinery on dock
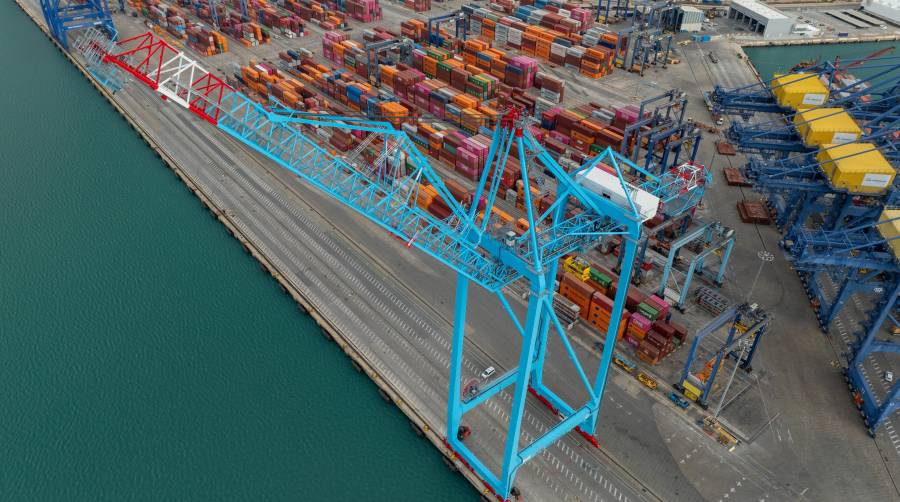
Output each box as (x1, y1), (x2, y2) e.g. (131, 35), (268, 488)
(40, 0), (118, 49)
(620, 90), (701, 173)
(73, 27), (707, 499)
(713, 53), (899, 335)
(427, 9), (470, 47)
(708, 55), (900, 119)
(785, 212), (900, 435)
(676, 303), (769, 408)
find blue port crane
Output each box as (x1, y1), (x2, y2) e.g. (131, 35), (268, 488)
(597, 0), (630, 22)
(676, 303), (769, 407)
(743, 136), (898, 242)
(427, 9), (469, 47)
(364, 37), (414, 86)
(726, 94), (900, 156)
(80, 28), (708, 498)
(785, 214), (900, 334)
(785, 216), (900, 435)
(845, 279), (900, 437)
(620, 90), (702, 173)
(40, 0), (116, 49)
(708, 55), (900, 118)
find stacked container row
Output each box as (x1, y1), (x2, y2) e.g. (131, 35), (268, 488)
(459, 5), (616, 79)
(558, 257), (687, 364)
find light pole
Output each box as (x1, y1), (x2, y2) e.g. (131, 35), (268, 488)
(746, 250), (774, 302)
(713, 338), (749, 421)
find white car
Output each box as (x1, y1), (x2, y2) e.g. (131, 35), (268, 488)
(480, 366), (496, 380)
(885, 371), (894, 383)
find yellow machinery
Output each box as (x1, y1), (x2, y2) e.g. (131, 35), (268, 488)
(794, 108), (862, 147)
(818, 143), (895, 194)
(771, 73), (829, 111)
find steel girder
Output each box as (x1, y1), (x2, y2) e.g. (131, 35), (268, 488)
(40, 0), (115, 49)
(710, 55), (900, 117)
(845, 280), (900, 436)
(84, 31), (712, 498)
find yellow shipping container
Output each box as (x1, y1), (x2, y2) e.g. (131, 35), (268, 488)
(817, 142), (895, 194)
(771, 73), (829, 110)
(794, 108), (862, 147)
(876, 209), (900, 261)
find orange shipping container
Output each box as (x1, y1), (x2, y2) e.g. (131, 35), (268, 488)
(453, 94), (479, 109)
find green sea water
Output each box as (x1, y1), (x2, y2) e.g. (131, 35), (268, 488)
(0, 3), (471, 500)
(743, 39), (900, 81)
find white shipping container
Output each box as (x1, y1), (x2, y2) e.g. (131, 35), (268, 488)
(579, 167), (660, 221)
(541, 88), (561, 104)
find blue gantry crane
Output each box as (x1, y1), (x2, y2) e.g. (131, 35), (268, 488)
(785, 213), (900, 334)
(620, 90), (702, 173)
(746, 141), (899, 238)
(726, 95), (900, 156)
(846, 280), (900, 437)
(364, 37), (414, 86)
(82, 29), (708, 498)
(676, 303), (769, 407)
(596, 0), (631, 22)
(785, 214), (900, 435)
(709, 55), (900, 119)
(40, 0), (118, 49)
(427, 9), (470, 47)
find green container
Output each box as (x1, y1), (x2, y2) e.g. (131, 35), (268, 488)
(589, 270), (612, 288)
(426, 48), (450, 61)
(637, 302), (659, 321)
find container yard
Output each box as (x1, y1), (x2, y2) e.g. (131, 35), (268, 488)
(19, 0), (900, 500)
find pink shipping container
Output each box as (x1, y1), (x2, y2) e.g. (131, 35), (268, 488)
(629, 312), (653, 331)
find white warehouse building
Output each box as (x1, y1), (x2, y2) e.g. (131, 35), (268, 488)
(861, 0), (900, 25)
(678, 6), (704, 32)
(728, 0), (794, 38)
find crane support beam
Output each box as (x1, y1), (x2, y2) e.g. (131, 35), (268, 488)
(40, 0), (114, 49)
(82, 30), (710, 498)
(845, 281), (900, 436)
(677, 304), (770, 407)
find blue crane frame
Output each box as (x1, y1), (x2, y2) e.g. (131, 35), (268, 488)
(709, 55), (900, 118)
(786, 217), (900, 435)
(41, 0), (116, 49)
(676, 303), (769, 407)
(79, 27), (711, 498)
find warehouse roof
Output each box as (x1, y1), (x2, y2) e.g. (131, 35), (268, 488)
(731, 0), (789, 20)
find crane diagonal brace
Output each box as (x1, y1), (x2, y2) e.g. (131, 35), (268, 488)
(83, 31), (708, 498)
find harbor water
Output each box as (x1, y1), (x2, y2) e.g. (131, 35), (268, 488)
(743, 39), (900, 80)
(0, 3), (471, 500)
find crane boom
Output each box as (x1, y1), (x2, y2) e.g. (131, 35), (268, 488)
(80, 29), (705, 498)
